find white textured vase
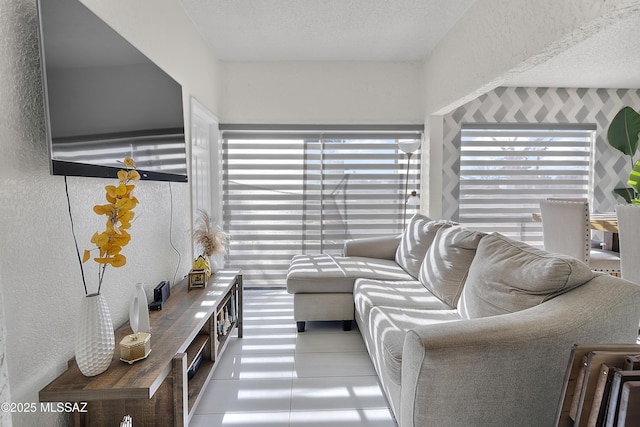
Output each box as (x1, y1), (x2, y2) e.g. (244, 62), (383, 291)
(129, 282), (150, 334)
(75, 293), (115, 377)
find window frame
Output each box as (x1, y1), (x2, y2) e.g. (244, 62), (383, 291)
(458, 123), (595, 246)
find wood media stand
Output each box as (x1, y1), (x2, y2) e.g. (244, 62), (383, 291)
(39, 269), (243, 426)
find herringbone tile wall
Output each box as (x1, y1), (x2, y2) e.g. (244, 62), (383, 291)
(442, 87), (640, 221)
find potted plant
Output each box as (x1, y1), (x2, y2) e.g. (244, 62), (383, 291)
(607, 106), (640, 203)
(71, 157), (140, 376)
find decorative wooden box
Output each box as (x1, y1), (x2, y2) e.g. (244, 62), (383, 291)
(119, 332), (151, 364)
(188, 268), (207, 290)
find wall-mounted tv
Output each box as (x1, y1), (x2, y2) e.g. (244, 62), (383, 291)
(36, 0), (188, 182)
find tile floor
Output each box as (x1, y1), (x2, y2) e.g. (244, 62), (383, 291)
(190, 289), (398, 427)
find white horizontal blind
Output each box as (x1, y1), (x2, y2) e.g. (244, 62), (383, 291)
(222, 126), (422, 287)
(459, 124), (594, 246)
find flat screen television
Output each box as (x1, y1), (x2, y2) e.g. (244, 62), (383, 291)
(36, 0), (188, 182)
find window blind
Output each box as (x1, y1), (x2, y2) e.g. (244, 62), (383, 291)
(221, 125), (422, 287)
(459, 124), (594, 246)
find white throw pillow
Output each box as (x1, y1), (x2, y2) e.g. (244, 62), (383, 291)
(395, 214), (455, 279)
(419, 226), (485, 308)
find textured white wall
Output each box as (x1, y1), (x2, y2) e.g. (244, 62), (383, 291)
(220, 61), (424, 124)
(0, 1), (219, 426)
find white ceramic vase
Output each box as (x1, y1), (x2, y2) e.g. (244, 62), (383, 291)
(75, 293), (115, 377)
(211, 254), (223, 276)
(129, 282), (150, 334)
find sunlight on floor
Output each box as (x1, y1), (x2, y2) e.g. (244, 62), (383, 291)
(190, 289), (397, 427)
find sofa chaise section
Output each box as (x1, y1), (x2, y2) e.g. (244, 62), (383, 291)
(287, 251), (414, 332)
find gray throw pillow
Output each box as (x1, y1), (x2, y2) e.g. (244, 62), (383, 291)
(419, 226), (485, 308)
(458, 232), (596, 319)
(395, 214), (454, 279)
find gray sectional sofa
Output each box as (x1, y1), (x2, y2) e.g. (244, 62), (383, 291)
(286, 214), (640, 427)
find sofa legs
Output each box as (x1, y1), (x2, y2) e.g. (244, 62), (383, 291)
(297, 321), (306, 333)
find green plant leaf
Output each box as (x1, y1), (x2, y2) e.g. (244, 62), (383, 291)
(607, 106), (640, 157)
(614, 187), (635, 203)
(628, 159), (640, 193)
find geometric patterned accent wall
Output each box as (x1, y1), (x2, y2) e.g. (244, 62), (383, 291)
(442, 87), (640, 220)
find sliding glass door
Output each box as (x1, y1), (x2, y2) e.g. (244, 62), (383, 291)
(222, 126), (422, 287)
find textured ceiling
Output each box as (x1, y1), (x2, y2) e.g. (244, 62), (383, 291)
(504, 10), (640, 89)
(178, 0), (475, 61)
(178, 0), (640, 89)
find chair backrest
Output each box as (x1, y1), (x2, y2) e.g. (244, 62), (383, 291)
(615, 204), (640, 284)
(539, 198), (590, 262)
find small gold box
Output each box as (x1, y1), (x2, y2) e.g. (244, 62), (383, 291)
(188, 268), (207, 290)
(120, 332), (151, 364)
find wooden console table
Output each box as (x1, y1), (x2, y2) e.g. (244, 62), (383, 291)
(39, 269), (242, 426)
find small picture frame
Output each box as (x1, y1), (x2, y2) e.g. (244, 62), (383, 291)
(188, 269), (207, 290)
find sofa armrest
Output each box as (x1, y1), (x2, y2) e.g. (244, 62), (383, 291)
(400, 275), (640, 427)
(343, 234), (401, 259)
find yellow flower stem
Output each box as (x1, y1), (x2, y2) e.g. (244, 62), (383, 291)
(83, 157), (138, 295)
(97, 262), (108, 295)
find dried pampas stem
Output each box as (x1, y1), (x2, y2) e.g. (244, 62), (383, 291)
(193, 210), (229, 257)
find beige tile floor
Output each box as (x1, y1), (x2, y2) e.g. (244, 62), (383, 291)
(190, 289), (398, 427)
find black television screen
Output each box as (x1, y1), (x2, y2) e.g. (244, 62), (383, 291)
(36, 0), (188, 182)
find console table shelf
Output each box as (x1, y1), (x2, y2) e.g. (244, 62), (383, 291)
(186, 334), (209, 372)
(39, 269), (242, 426)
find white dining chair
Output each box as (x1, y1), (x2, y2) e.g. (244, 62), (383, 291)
(539, 198), (621, 275)
(615, 204), (640, 284)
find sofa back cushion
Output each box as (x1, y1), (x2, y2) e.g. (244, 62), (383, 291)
(458, 232), (596, 319)
(418, 226), (485, 308)
(395, 214), (454, 279)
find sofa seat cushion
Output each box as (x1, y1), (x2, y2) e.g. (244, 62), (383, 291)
(395, 214), (455, 279)
(287, 254), (414, 294)
(459, 233), (597, 319)
(419, 226), (486, 308)
(367, 306), (461, 386)
(354, 278), (451, 326)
